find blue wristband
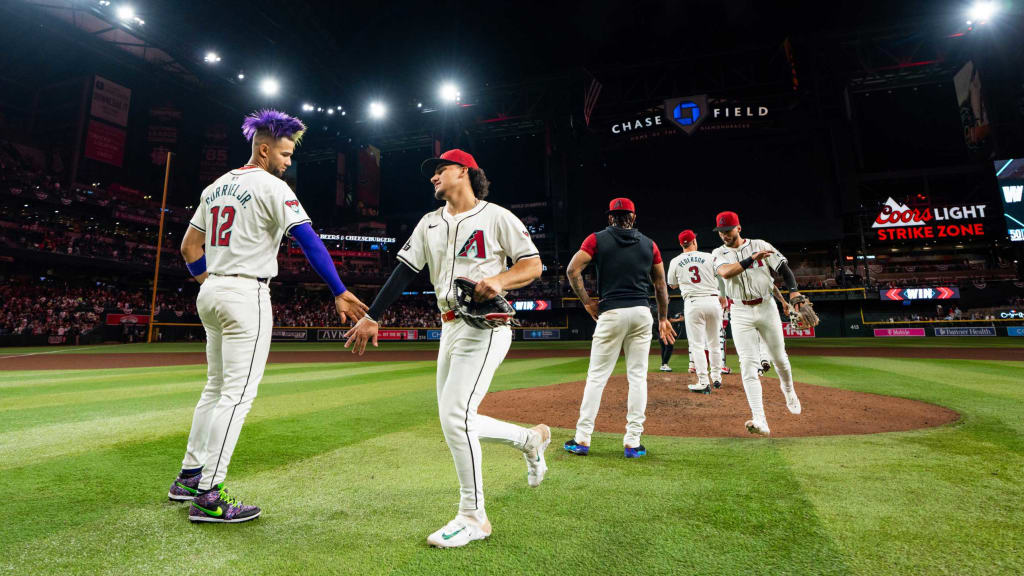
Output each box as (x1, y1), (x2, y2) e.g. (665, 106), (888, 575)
(186, 255), (206, 277)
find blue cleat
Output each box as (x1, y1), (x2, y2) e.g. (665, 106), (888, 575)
(624, 444), (647, 458)
(563, 439), (589, 455)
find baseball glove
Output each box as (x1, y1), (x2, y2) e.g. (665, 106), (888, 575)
(452, 277), (519, 330)
(788, 294), (820, 329)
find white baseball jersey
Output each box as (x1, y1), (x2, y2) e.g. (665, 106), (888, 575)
(667, 250), (719, 298)
(396, 200), (539, 314)
(188, 165), (311, 279)
(712, 239), (786, 302)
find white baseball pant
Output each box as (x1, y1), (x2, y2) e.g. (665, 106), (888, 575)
(437, 321), (532, 519)
(181, 275), (273, 490)
(729, 300), (795, 425)
(684, 295), (722, 385)
(574, 305), (653, 448)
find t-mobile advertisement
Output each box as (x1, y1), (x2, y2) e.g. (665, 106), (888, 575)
(873, 328), (926, 337)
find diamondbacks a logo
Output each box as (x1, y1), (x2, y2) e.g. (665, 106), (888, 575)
(285, 199), (300, 213)
(613, 199), (624, 210)
(665, 95), (708, 135)
(457, 230), (487, 259)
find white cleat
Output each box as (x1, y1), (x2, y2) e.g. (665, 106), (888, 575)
(781, 384), (802, 415)
(523, 424), (551, 487)
(427, 516), (492, 548)
(687, 382), (711, 395)
(745, 419), (771, 436)
(659, 364), (673, 372)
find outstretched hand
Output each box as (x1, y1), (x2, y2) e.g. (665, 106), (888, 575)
(751, 249), (774, 262)
(335, 291), (368, 324)
(344, 316), (379, 356)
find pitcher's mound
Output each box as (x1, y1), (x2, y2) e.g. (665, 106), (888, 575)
(480, 372), (959, 438)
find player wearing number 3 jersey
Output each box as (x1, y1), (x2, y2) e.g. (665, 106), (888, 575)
(667, 230), (723, 393)
(167, 111), (366, 523)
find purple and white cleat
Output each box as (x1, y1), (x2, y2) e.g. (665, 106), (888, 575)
(188, 484), (261, 523)
(168, 473), (201, 502)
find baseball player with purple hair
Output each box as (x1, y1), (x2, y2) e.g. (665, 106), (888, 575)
(167, 110), (367, 522)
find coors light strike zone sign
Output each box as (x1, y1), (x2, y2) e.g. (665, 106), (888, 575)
(872, 197), (988, 241)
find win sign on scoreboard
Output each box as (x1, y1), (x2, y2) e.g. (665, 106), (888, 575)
(995, 158), (1024, 242)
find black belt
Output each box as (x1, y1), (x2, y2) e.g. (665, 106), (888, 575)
(741, 298), (763, 305)
(212, 273), (269, 284)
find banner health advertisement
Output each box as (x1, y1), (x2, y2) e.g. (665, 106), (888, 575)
(873, 328), (926, 337)
(524, 329), (561, 340)
(933, 327), (996, 337)
(994, 158), (1024, 242)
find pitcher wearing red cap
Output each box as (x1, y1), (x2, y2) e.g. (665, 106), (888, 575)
(345, 149), (550, 548)
(711, 211), (803, 435)
(563, 198), (675, 458)
(666, 230), (725, 392)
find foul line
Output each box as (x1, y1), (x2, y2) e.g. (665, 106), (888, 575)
(0, 344), (129, 360)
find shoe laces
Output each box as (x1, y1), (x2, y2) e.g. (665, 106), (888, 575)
(218, 487), (243, 507)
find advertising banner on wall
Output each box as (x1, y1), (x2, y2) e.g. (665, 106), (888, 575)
(781, 323), (815, 338)
(90, 76), (131, 127)
(880, 287), (960, 301)
(994, 158), (1024, 242)
(1008, 327), (1024, 336)
(105, 313), (149, 326)
(933, 327), (996, 337)
(199, 124), (230, 184)
(872, 197), (989, 241)
(271, 328), (308, 341)
(873, 327), (926, 337)
(511, 300), (552, 311)
(378, 330), (418, 341)
(523, 329), (561, 340)
(84, 120), (127, 167)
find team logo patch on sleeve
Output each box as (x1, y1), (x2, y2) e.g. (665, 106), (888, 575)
(285, 199), (300, 213)
(457, 230), (487, 259)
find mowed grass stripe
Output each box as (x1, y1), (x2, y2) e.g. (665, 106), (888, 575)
(0, 360), (419, 391)
(2, 352), (1023, 575)
(0, 366), (441, 469)
(0, 358), (584, 434)
(0, 362), (433, 413)
(5, 425), (855, 576)
(0, 393), (442, 558)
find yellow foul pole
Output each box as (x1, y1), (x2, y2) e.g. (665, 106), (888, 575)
(147, 151), (172, 343)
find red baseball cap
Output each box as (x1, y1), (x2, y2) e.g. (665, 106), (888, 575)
(421, 149), (480, 177)
(713, 211), (740, 231)
(607, 197), (636, 213)
(678, 229), (696, 245)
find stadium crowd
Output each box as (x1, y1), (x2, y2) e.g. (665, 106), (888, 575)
(0, 281), (147, 340)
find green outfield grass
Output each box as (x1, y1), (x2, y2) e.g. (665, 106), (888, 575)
(2, 336), (1023, 357)
(1, 345), (1022, 575)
